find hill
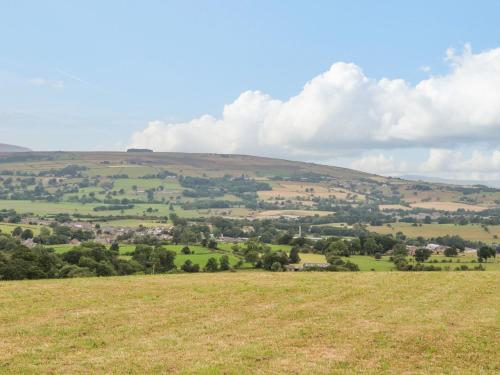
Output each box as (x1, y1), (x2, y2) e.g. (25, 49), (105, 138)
(1, 272), (498, 374)
(0, 151), (499, 225)
(0, 143), (31, 152)
(0, 151), (375, 180)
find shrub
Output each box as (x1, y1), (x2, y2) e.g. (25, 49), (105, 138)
(444, 247), (458, 257)
(181, 260), (200, 273)
(204, 257), (219, 272)
(219, 255), (230, 271)
(271, 261), (282, 272)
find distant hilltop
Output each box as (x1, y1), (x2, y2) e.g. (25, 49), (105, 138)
(0, 143), (31, 152)
(127, 148), (153, 153)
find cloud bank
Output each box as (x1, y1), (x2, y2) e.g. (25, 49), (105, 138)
(131, 45), (500, 176)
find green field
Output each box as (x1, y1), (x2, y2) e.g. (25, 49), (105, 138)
(0, 272), (498, 374)
(0, 223), (42, 235)
(298, 253), (500, 271)
(370, 223), (500, 244)
(51, 243), (246, 268)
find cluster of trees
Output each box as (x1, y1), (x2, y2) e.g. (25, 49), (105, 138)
(32, 225), (94, 245)
(176, 255), (232, 273)
(0, 238), (138, 280)
(179, 175), (271, 200)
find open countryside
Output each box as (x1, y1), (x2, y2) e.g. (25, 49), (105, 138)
(2, 2), (500, 373)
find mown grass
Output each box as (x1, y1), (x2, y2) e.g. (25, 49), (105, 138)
(0, 272), (498, 374)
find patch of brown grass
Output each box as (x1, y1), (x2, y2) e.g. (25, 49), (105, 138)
(410, 201), (487, 212)
(0, 272), (498, 374)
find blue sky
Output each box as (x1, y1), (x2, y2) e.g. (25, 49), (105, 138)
(2, 1), (500, 180)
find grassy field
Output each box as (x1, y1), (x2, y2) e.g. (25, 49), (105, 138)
(0, 223), (42, 235)
(0, 272), (498, 374)
(370, 222), (500, 244)
(299, 254), (394, 272)
(51, 243), (245, 268)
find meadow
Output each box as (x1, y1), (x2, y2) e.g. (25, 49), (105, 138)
(369, 222), (500, 244)
(52, 243), (247, 268)
(0, 272), (498, 374)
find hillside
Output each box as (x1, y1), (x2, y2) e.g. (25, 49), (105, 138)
(0, 151), (375, 180)
(0, 143), (31, 152)
(0, 151), (499, 232)
(1, 272), (498, 374)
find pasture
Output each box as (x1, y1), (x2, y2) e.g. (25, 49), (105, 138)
(409, 201), (488, 212)
(370, 222), (500, 244)
(51, 243), (245, 268)
(0, 272), (498, 374)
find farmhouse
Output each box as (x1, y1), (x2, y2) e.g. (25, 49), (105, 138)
(406, 245), (418, 256)
(425, 243), (449, 254)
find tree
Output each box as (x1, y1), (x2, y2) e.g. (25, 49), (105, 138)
(12, 226), (22, 237)
(270, 261), (282, 272)
(392, 244), (408, 257)
(348, 238), (361, 255)
(277, 233), (293, 245)
(181, 259), (199, 273)
(21, 229), (34, 240)
(327, 241), (349, 257)
(181, 246), (191, 254)
(289, 246), (301, 263)
(444, 247), (458, 257)
(204, 257), (219, 272)
(262, 251), (289, 270)
(207, 239), (218, 249)
(477, 246), (496, 262)
(363, 237), (382, 255)
(110, 242), (120, 253)
(414, 248), (432, 263)
(219, 255), (230, 271)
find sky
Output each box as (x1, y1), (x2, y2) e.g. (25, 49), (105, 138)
(2, 1), (500, 181)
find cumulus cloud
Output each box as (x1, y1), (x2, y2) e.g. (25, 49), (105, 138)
(28, 77), (64, 89)
(421, 148), (500, 174)
(350, 154), (408, 175)
(131, 45), (500, 160)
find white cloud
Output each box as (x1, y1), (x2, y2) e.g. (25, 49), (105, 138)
(419, 148), (500, 180)
(28, 78), (64, 89)
(350, 154), (408, 175)
(131, 45), (500, 160)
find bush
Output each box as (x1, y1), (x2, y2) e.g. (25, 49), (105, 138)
(181, 260), (200, 273)
(204, 257), (219, 272)
(181, 246), (191, 254)
(444, 247), (458, 257)
(270, 261), (282, 272)
(219, 255), (230, 271)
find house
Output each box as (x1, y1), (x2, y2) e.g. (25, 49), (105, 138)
(22, 238), (35, 248)
(285, 264), (302, 272)
(406, 245), (418, 256)
(425, 243), (449, 254)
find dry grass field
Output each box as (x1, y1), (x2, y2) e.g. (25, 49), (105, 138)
(410, 201), (487, 212)
(370, 222), (500, 243)
(252, 209), (333, 218)
(1, 272), (498, 374)
(378, 204), (411, 211)
(258, 181), (362, 201)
